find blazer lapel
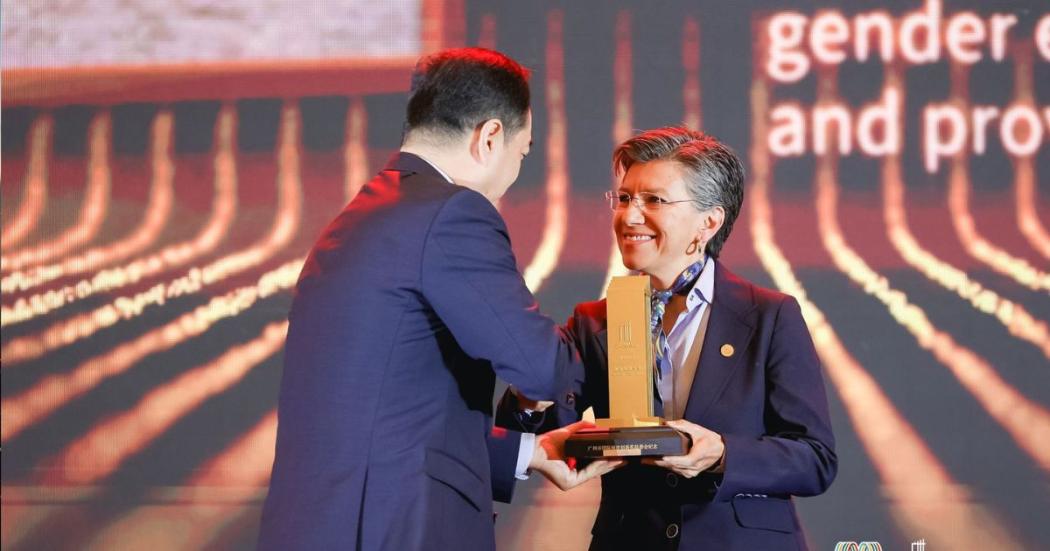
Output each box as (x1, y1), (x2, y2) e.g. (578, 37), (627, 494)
(682, 261), (757, 421)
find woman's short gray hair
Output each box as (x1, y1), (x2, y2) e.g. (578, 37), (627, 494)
(612, 126), (744, 258)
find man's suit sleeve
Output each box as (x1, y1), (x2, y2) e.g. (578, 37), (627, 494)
(421, 189), (577, 401)
(488, 427), (522, 503)
(710, 296), (838, 501)
(494, 307), (593, 434)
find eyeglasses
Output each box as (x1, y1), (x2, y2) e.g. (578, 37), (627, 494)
(605, 190), (695, 212)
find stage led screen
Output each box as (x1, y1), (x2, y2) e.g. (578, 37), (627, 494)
(2, 1), (1048, 549)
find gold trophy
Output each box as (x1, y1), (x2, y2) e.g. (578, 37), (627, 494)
(565, 275), (689, 458)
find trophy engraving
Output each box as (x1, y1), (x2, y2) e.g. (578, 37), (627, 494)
(618, 320), (633, 346)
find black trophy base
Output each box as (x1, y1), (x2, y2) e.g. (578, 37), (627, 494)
(565, 425), (690, 458)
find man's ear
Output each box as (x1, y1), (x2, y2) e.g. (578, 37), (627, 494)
(472, 118), (504, 165)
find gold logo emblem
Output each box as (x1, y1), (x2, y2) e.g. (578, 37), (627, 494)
(618, 321), (633, 347)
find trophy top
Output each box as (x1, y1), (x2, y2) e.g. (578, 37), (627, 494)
(607, 274), (651, 296)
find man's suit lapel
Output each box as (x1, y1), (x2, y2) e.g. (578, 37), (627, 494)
(682, 261), (757, 421)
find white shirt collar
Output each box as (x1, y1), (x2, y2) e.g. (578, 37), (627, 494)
(684, 256), (715, 312)
(411, 152), (455, 184)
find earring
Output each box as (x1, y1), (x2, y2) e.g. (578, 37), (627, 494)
(686, 241), (699, 255)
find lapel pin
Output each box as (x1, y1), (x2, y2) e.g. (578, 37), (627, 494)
(720, 344), (734, 358)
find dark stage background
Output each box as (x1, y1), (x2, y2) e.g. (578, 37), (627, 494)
(2, 1), (1049, 549)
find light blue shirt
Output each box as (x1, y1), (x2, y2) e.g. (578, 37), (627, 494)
(657, 257), (715, 415)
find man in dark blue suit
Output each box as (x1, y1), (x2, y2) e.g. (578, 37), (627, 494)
(259, 48), (617, 551)
(498, 127), (836, 550)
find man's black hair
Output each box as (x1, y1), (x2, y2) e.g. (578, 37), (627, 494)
(405, 47), (530, 140)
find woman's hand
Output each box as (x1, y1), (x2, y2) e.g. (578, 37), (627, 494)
(642, 419), (725, 478)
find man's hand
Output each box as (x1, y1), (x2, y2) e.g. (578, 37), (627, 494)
(529, 421), (623, 490)
(641, 419), (724, 478)
(511, 386), (554, 413)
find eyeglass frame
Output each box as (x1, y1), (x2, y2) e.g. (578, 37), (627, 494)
(604, 190), (696, 212)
